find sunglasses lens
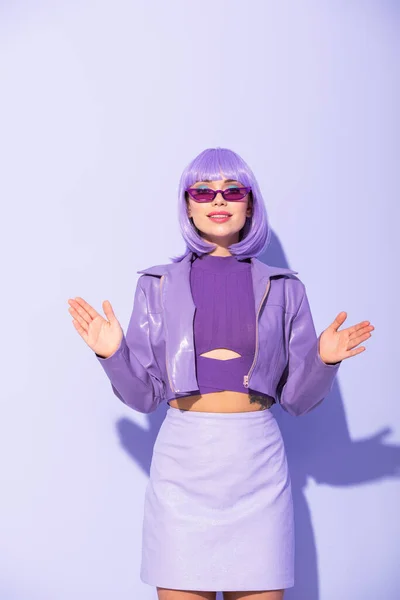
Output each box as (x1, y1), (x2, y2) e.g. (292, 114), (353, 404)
(189, 189), (215, 202)
(223, 187), (248, 200)
(188, 187), (250, 202)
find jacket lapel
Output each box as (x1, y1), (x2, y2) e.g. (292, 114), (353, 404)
(250, 258), (298, 313)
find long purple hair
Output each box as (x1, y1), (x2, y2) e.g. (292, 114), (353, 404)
(171, 147), (271, 262)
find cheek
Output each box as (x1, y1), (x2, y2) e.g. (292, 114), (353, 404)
(234, 204), (250, 218)
(191, 204), (208, 219)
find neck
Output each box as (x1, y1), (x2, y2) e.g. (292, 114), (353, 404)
(200, 233), (240, 256)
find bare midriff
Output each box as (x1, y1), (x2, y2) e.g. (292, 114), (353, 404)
(168, 390), (275, 413)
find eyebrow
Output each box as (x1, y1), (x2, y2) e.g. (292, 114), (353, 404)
(196, 179), (239, 183)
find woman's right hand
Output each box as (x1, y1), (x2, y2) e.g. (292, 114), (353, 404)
(68, 297), (123, 359)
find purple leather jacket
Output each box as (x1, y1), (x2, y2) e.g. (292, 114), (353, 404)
(96, 251), (341, 416)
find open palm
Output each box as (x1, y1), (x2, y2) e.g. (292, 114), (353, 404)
(67, 297), (123, 358)
(319, 311), (374, 365)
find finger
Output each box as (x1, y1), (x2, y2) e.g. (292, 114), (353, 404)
(70, 297), (99, 320)
(342, 321), (375, 337)
(330, 311), (347, 331)
(68, 300), (93, 327)
(68, 306), (90, 333)
(102, 300), (117, 323)
(348, 331), (373, 349)
(72, 319), (89, 343)
(349, 324), (374, 341)
(344, 346), (366, 358)
(343, 321), (373, 337)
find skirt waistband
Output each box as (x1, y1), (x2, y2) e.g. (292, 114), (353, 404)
(166, 403), (276, 421)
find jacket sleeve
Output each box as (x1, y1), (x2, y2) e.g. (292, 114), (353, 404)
(95, 276), (164, 414)
(276, 283), (341, 416)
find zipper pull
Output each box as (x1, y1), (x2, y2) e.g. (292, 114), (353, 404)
(243, 375), (249, 388)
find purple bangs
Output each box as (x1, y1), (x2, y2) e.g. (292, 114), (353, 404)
(171, 147), (271, 262)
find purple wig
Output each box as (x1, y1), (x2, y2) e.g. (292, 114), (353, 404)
(171, 147), (271, 262)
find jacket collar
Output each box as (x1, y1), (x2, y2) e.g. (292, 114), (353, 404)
(137, 251), (298, 280)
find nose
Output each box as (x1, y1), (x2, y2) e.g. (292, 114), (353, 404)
(212, 191), (227, 205)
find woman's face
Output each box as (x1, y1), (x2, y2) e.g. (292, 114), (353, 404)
(186, 177), (252, 248)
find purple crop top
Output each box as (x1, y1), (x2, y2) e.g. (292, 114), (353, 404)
(169, 252), (257, 399)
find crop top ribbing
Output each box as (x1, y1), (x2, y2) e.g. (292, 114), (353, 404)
(167, 252), (257, 399)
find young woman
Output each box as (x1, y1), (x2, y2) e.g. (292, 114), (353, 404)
(68, 147), (374, 600)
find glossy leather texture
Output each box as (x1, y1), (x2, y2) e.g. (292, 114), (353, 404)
(96, 251), (341, 416)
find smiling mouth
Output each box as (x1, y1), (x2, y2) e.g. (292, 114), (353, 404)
(207, 214), (232, 220)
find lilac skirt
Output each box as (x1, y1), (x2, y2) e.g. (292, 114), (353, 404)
(140, 404), (294, 592)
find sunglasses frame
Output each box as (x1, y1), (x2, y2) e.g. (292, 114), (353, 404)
(186, 186), (252, 203)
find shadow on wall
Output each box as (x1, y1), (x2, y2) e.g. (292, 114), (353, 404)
(115, 230), (400, 600)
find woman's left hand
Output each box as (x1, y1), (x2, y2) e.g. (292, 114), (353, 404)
(319, 312), (374, 365)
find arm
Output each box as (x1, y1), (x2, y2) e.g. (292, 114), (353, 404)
(276, 284), (341, 416)
(96, 276), (164, 413)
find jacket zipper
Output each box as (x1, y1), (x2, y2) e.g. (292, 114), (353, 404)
(243, 279), (272, 388)
(160, 275), (176, 393)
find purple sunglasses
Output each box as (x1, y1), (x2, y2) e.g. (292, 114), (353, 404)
(186, 186), (252, 203)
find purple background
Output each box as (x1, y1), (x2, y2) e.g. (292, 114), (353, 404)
(0, 1), (398, 599)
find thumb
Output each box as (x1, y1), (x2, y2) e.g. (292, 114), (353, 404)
(102, 300), (118, 323)
(330, 311), (347, 332)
